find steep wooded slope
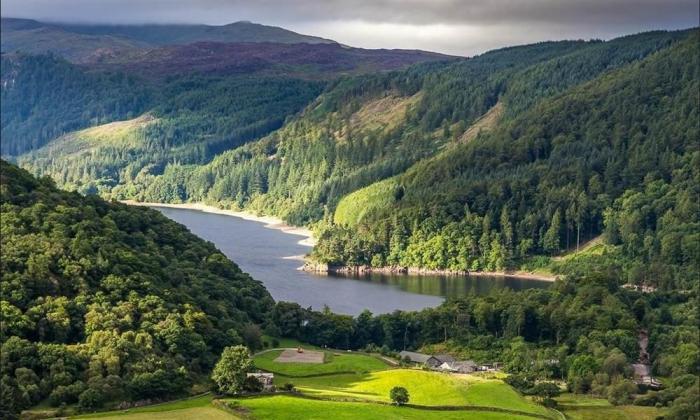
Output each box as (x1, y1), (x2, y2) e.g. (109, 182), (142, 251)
(313, 32), (699, 290)
(115, 30), (688, 221)
(0, 160), (273, 416)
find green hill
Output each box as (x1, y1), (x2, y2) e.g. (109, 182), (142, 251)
(0, 160), (273, 418)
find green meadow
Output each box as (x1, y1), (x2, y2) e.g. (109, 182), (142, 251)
(226, 395), (544, 420)
(556, 393), (666, 420)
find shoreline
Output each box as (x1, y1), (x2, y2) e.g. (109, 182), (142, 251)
(121, 201), (316, 247)
(121, 200), (556, 282)
(303, 263), (558, 282)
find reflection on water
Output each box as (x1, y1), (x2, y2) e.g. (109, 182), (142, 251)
(330, 272), (551, 298)
(153, 206), (550, 315)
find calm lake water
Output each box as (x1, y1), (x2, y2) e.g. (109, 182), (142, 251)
(155, 207), (551, 315)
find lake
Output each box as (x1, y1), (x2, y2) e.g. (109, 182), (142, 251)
(155, 206), (551, 315)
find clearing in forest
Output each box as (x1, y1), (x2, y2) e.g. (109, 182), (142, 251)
(274, 349), (325, 364)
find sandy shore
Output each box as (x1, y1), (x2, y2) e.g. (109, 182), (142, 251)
(121, 201), (316, 247)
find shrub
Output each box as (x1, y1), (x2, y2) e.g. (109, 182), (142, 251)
(48, 382), (86, 407)
(505, 374), (535, 394)
(243, 376), (263, 393)
(607, 380), (637, 405)
(389, 386), (409, 406)
(78, 388), (104, 410)
(283, 383), (295, 392)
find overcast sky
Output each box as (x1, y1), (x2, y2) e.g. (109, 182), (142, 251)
(2, 0), (698, 56)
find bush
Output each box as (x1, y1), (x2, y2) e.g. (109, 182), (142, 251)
(283, 383), (295, 391)
(243, 376), (263, 393)
(128, 368), (190, 399)
(607, 380), (637, 405)
(272, 338), (280, 348)
(531, 382), (561, 401)
(505, 375), (535, 394)
(78, 388), (104, 410)
(389, 386), (409, 406)
(48, 382), (86, 406)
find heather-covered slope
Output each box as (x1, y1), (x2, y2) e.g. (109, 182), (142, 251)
(1, 18), (333, 62)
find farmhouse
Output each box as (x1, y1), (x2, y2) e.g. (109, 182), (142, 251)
(399, 350), (434, 365)
(247, 372), (275, 390)
(439, 360), (478, 373)
(433, 354), (455, 364)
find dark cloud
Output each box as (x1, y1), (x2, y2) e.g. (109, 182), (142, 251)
(2, 0), (697, 55)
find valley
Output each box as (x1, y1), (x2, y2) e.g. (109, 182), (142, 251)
(148, 204), (551, 315)
(0, 9), (698, 420)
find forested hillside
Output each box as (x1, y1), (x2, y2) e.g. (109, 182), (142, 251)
(311, 31), (699, 290)
(1, 54), (152, 155)
(56, 29), (698, 290)
(17, 71), (325, 193)
(121, 31), (684, 212)
(0, 161), (273, 418)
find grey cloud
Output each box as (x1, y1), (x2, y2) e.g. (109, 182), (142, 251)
(1, 0), (697, 55)
(3, 0), (697, 26)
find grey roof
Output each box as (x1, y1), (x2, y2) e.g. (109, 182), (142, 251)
(247, 372), (274, 378)
(434, 354), (456, 363)
(441, 360), (477, 370)
(399, 351), (433, 364)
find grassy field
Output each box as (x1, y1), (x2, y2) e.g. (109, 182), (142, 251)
(70, 344), (555, 419)
(556, 393), (665, 420)
(227, 395), (542, 420)
(74, 395), (220, 419)
(334, 177), (400, 227)
(282, 369), (551, 417)
(253, 349), (390, 376)
(79, 406), (235, 420)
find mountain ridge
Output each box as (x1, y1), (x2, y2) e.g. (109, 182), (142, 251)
(1, 17), (337, 62)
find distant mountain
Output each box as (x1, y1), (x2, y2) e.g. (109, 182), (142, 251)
(0, 17), (335, 62)
(57, 20), (336, 45)
(83, 41), (452, 78)
(1, 18), (147, 62)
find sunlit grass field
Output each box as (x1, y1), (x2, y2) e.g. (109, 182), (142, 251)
(556, 393), (666, 420)
(74, 395), (233, 419)
(226, 395), (541, 420)
(283, 369), (551, 416)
